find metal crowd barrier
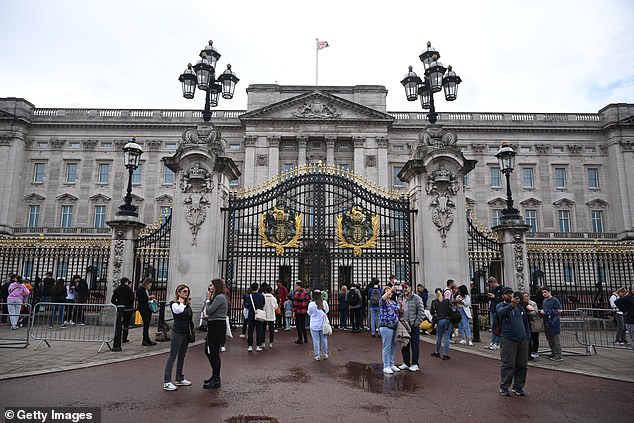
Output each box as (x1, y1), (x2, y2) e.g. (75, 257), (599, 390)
(576, 308), (631, 350)
(29, 302), (117, 352)
(0, 303), (32, 348)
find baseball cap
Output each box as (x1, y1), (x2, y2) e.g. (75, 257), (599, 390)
(502, 287), (513, 294)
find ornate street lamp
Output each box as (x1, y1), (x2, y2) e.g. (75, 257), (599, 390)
(117, 137), (143, 217)
(179, 40), (239, 122)
(495, 141), (521, 222)
(401, 41), (462, 124)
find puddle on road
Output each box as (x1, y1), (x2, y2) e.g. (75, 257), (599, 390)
(341, 361), (419, 395)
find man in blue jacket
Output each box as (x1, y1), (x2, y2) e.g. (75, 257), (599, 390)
(496, 288), (531, 397)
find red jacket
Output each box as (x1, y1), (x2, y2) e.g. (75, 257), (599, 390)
(277, 285), (289, 306)
(292, 289), (310, 314)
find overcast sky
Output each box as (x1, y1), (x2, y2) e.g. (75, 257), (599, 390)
(1, 0), (632, 113)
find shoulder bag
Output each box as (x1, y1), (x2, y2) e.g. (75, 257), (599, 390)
(251, 294), (266, 322)
(322, 310), (332, 336)
(148, 299), (159, 313)
(529, 314), (545, 333)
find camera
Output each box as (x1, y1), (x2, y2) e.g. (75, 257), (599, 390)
(395, 285), (403, 293)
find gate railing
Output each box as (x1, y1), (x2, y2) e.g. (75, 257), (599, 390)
(0, 236), (111, 305)
(134, 212), (171, 302)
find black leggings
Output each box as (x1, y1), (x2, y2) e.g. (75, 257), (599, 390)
(140, 309), (152, 343)
(205, 320), (227, 379)
(295, 314), (307, 342)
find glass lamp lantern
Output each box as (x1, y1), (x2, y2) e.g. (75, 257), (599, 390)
(217, 64), (240, 99)
(178, 63), (197, 99)
(400, 65), (423, 101)
(496, 142), (516, 173)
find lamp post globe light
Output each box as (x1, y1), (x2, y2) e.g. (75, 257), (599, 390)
(495, 141), (521, 222)
(179, 40), (239, 122)
(117, 137), (143, 217)
(401, 41), (462, 124)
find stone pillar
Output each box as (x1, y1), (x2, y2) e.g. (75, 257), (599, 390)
(326, 136), (336, 167)
(105, 216), (146, 301)
(493, 222), (531, 292)
(267, 136), (280, 179)
(163, 124), (240, 306)
(399, 125), (477, 286)
(297, 136), (308, 167)
(376, 137), (389, 188)
(353, 136), (366, 175)
(243, 135), (257, 188)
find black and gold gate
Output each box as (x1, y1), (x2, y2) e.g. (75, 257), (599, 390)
(222, 163), (414, 322)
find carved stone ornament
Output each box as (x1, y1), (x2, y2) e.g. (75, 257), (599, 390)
(293, 99), (341, 119)
(182, 125), (226, 158)
(567, 144), (583, 154)
(412, 126), (458, 159)
(513, 232), (526, 291)
(83, 139), (98, 150)
(180, 162), (214, 246)
(112, 239), (125, 287)
(535, 144), (550, 153)
(425, 164), (460, 246)
(257, 154), (268, 166)
(366, 155), (377, 168)
(51, 138), (66, 149)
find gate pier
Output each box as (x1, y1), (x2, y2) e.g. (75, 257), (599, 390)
(163, 124), (240, 302)
(400, 125), (476, 286)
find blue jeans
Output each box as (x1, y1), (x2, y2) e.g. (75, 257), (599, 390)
(458, 308), (472, 340)
(339, 308), (348, 329)
(379, 326), (397, 368)
(49, 303), (64, 326)
(490, 310), (500, 345)
(310, 329), (328, 357)
(285, 316), (291, 330)
(435, 318), (451, 356)
(370, 307), (380, 334)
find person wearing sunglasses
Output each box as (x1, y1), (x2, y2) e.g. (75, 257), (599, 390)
(163, 284), (194, 391)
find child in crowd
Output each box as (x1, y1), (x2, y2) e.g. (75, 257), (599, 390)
(284, 294), (293, 330)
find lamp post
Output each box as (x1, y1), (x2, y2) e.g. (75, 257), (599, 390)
(117, 137), (143, 217)
(401, 41), (462, 124)
(179, 40), (239, 122)
(495, 141), (521, 222)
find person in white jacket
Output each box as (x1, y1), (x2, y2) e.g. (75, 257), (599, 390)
(263, 285), (278, 348)
(307, 290), (330, 360)
(456, 285), (473, 346)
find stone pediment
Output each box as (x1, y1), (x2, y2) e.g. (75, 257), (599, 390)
(520, 197), (542, 207)
(56, 193), (78, 202)
(90, 194), (111, 202)
(24, 193), (46, 202)
(239, 91), (394, 123)
(586, 198), (608, 208)
(155, 194), (173, 202)
(487, 197), (507, 208)
(553, 198), (575, 207)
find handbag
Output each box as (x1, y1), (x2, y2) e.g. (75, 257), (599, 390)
(188, 322), (195, 343)
(529, 315), (545, 333)
(251, 294), (266, 322)
(322, 311), (332, 336)
(225, 316), (233, 338)
(148, 299), (159, 313)
(449, 307), (462, 324)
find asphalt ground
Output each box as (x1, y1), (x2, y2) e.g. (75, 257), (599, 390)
(0, 325), (632, 422)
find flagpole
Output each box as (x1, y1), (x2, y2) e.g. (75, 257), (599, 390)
(315, 38), (319, 86)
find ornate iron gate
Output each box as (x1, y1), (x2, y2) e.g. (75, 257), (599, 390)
(134, 213), (171, 302)
(223, 163), (414, 322)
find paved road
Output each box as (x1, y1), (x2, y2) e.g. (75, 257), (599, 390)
(1, 331), (631, 422)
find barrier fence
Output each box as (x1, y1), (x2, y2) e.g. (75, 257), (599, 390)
(0, 303), (32, 348)
(29, 302), (117, 352)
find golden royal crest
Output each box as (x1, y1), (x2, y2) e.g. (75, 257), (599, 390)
(337, 206), (379, 256)
(260, 206), (302, 255)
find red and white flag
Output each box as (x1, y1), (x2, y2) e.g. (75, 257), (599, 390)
(317, 40), (329, 50)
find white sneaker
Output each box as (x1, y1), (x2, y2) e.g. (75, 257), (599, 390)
(484, 343), (492, 349)
(314, 355), (321, 361)
(163, 382), (177, 391)
(174, 379), (191, 386)
(398, 363), (410, 370)
(269, 343), (273, 349)
(408, 364), (420, 372)
(69, 320), (75, 325)
(383, 367), (394, 375)
(459, 339), (467, 344)
(323, 354), (329, 360)
(468, 341), (474, 346)
(491, 344), (500, 350)
(239, 334), (246, 338)
(220, 346), (226, 352)
(256, 346), (263, 352)
(274, 329), (279, 333)
(247, 346), (253, 352)
(391, 365), (401, 372)
(530, 352), (539, 358)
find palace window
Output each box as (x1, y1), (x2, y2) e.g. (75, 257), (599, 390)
(490, 167), (501, 188)
(131, 164), (142, 184)
(94, 205), (106, 228)
(393, 166), (405, 187)
(522, 168), (534, 188)
(27, 205), (40, 228)
(98, 163), (110, 184)
(587, 168), (599, 189)
(525, 209), (537, 232)
(60, 205), (73, 228)
(554, 167), (566, 188)
(163, 166), (174, 185)
(492, 209), (503, 226)
(591, 210), (604, 233)
(558, 210), (571, 232)
(66, 163), (77, 183)
(33, 163), (45, 183)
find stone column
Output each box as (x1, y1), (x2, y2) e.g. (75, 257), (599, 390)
(353, 136), (366, 176)
(399, 125), (477, 286)
(326, 136), (336, 167)
(493, 222), (530, 292)
(243, 135), (257, 188)
(376, 137), (389, 188)
(267, 136), (280, 179)
(297, 136), (308, 167)
(163, 124), (240, 306)
(105, 216), (146, 301)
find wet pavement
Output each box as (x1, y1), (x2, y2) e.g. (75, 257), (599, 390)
(0, 325), (632, 422)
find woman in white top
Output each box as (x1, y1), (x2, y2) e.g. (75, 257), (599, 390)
(263, 285), (278, 348)
(456, 285), (473, 346)
(307, 289), (329, 360)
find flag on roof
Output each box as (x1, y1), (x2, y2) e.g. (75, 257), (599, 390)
(317, 40), (329, 50)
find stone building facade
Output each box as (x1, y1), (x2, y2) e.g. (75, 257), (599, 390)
(1, 85), (633, 242)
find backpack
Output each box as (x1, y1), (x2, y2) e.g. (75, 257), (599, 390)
(370, 288), (381, 306)
(348, 290), (360, 307)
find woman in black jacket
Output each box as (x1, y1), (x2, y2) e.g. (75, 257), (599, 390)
(136, 277), (156, 346)
(430, 287), (452, 360)
(163, 283), (194, 391)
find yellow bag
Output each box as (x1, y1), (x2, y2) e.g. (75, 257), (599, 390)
(420, 320), (432, 331)
(135, 311), (144, 325)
